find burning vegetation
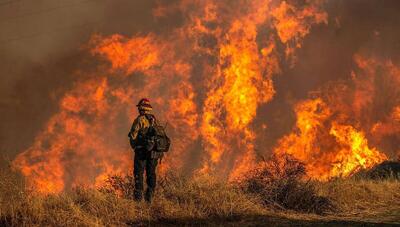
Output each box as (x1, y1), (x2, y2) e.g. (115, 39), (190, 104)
(8, 0), (400, 197)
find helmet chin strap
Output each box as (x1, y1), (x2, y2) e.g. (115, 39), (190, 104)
(139, 109), (150, 115)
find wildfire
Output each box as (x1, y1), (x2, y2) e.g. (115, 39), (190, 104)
(12, 1), (398, 193)
(330, 123), (387, 177)
(274, 53), (400, 180)
(275, 98), (388, 180)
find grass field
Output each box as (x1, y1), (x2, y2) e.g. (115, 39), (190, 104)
(1, 157), (399, 226)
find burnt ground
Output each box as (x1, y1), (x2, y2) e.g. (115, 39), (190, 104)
(352, 161), (400, 180)
(128, 215), (399, 227)
(1, 213), (397, 227)
(364, 161), (400, 179)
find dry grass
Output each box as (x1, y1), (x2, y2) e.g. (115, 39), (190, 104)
(317, 177), (400, 223)
(1, 157), (400, 226)
(0, 165), (266, 226)
(101, 172), (266, 223)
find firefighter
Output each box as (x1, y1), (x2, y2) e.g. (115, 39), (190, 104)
(128, 98), (162, 202)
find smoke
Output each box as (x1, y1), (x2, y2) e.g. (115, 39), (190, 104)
(1, 0), (400, 192)
(0, 0), (166, 155)
(258, 0), (400, 154)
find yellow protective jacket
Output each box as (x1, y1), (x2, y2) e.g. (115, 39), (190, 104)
(129, 114), (151, 142)
(129, 113), (164, 159)
(129, 113), (159, 149)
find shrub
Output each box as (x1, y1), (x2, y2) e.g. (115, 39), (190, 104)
(239, 154), (335, 214)
(99, 174), (135, 199)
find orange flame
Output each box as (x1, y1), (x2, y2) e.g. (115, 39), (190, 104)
(274, 53), (400, 180)
(330, 123), (387, 177)
(19, 0), (400, 194)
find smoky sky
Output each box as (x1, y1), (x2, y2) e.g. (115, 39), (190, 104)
(256, 0), (400, 153)
(0, 0), (162, 154)
(1, 0), (400, 158)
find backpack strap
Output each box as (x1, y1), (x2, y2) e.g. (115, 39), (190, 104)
(144, 114), (156, 126)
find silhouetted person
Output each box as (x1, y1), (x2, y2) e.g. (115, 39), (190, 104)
(128, 98), (163, 202)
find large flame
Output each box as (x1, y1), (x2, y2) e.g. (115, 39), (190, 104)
(13, 0), (399, 193)
(274, 53), (400, 180)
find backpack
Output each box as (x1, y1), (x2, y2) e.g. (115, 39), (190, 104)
(142, 114), (171, 153)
